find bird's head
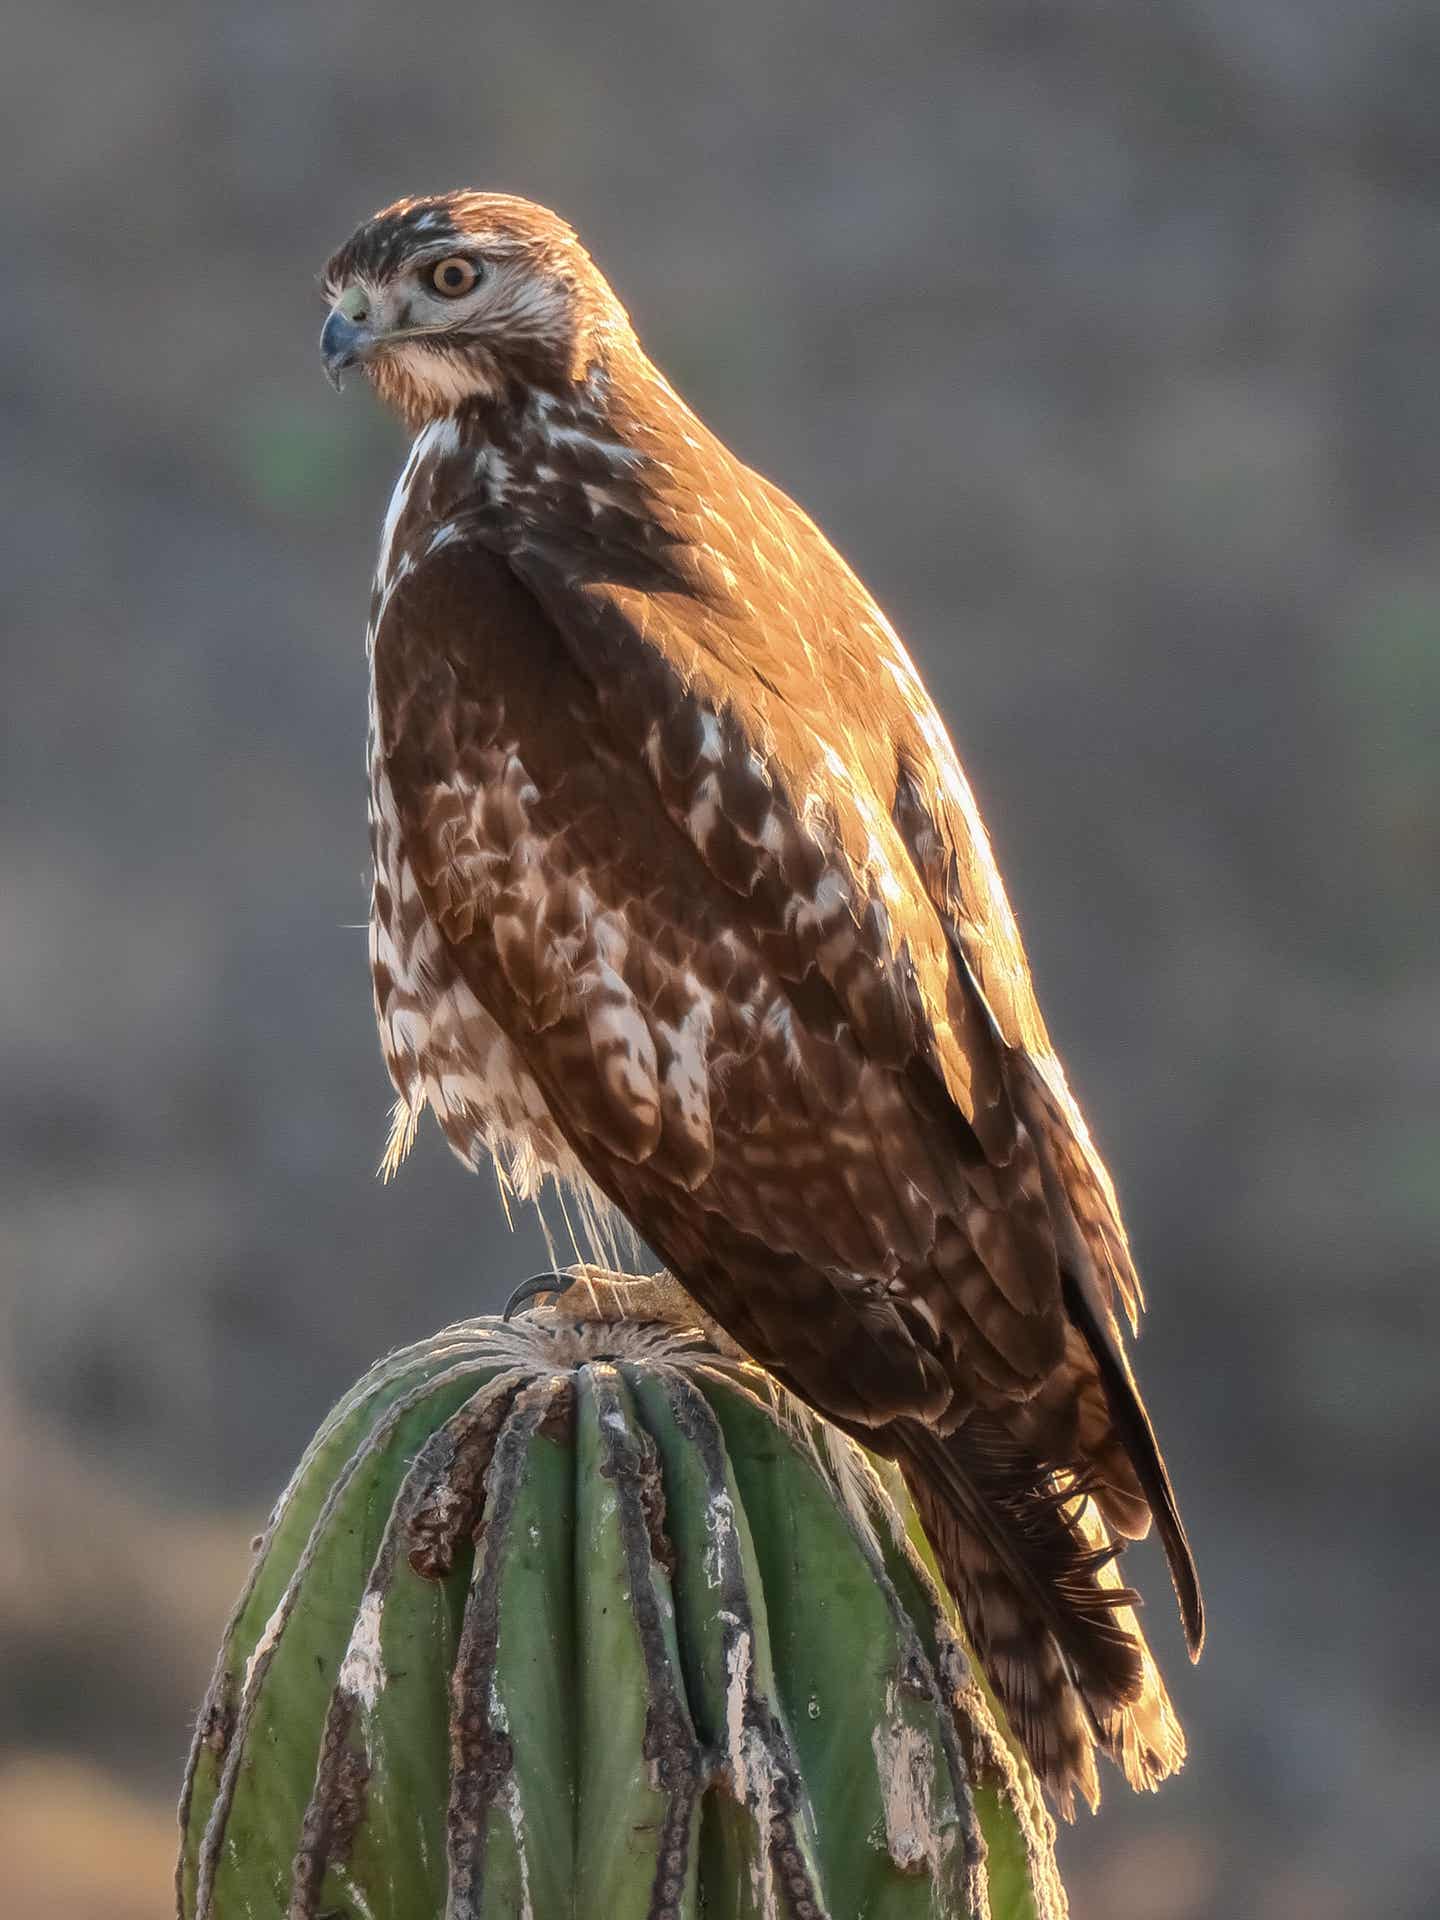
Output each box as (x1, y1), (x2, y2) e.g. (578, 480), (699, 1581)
(319, 192), (629, 428)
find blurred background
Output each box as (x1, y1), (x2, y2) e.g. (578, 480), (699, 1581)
(3, 3), (1436, 1915)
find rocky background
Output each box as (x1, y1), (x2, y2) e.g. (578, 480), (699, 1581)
(3, 4), (1437, 1915)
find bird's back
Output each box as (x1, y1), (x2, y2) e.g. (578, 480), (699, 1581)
(346, 216), (1201, 1810)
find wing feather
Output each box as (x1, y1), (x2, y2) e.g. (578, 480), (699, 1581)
(366, 387), (1200, 1799)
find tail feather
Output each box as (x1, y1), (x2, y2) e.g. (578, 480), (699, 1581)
(895, 1414), (1184, 1816)
(1059, 1268), (1205, 1658)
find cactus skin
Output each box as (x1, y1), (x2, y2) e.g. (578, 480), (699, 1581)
(179, 1318), (1066, 1920)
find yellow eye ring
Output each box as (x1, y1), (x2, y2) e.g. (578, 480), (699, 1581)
(430, 256), (480, 298)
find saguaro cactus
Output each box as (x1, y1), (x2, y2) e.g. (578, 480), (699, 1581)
(178, 1314), (1066, 1919)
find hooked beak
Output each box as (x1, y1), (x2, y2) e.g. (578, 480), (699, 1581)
(320, 306), (374, 391)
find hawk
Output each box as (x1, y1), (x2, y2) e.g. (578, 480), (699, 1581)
(319, 191), (1203, 1812)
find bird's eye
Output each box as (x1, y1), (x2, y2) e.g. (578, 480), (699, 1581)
(430, 256), (481, 298)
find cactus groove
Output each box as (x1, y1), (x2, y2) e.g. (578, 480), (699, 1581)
(178, 1315), (1066, 1919)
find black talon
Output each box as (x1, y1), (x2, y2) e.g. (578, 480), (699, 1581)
(502, 1271), (574, 1320)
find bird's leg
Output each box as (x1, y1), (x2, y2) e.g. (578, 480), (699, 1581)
(503, 1264), (745, 1358)
(554, 1265), (709, 1333)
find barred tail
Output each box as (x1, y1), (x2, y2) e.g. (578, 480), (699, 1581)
(894, 1415), (1187, 1816)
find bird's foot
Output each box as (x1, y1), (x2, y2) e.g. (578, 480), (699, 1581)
(502, 1271), (575, 1320)
(503, 1264), (745, 1358)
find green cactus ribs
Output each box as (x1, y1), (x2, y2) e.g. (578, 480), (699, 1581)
(178, 1313), (1067, 1920)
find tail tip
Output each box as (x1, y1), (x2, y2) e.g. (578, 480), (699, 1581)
(1182, 1584), (1205, 1660)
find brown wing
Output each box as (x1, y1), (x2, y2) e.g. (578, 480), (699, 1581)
(371, 413), (1199, 1800)
(508, 427), (1196, 1581)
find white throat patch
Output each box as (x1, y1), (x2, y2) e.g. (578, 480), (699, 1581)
(389, 339), (498, 412)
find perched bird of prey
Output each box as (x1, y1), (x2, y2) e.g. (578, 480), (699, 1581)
(319, 190), (1203, 1812)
